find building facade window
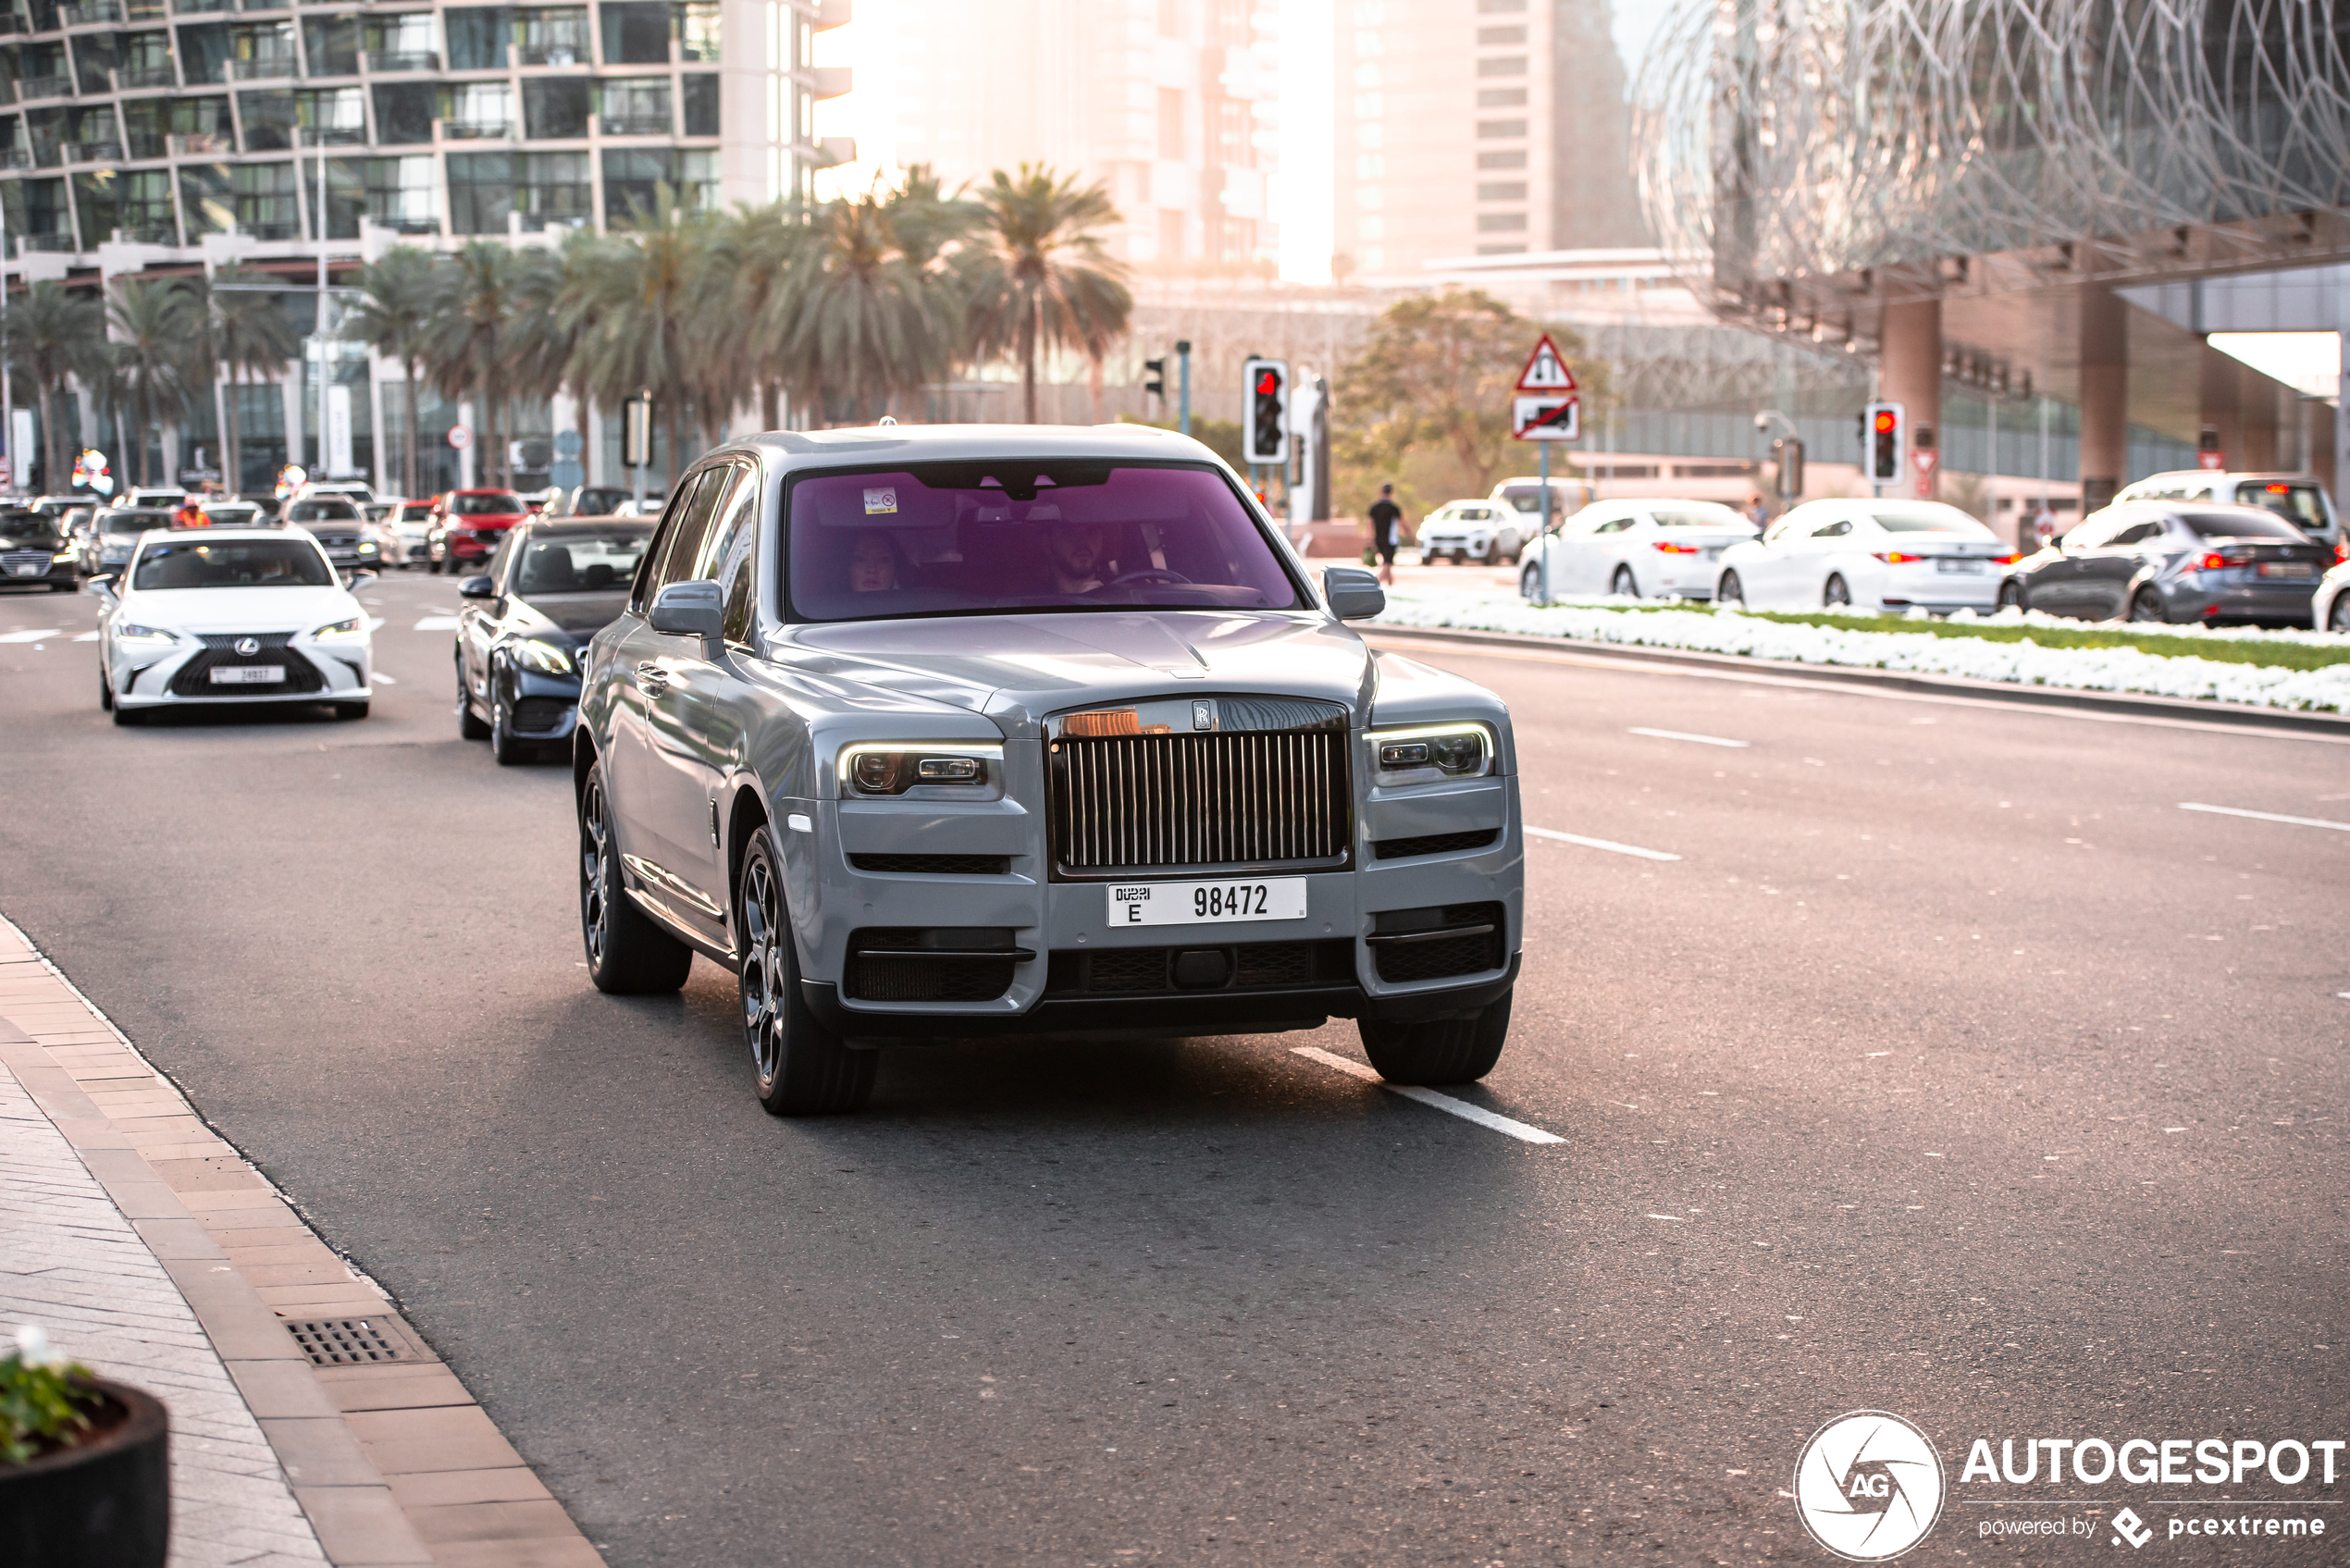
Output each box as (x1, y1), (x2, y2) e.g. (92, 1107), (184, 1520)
(175, 23), (229, 84)
(302, 15), (359, 77)
(513, 6), (588, 66)
(231, 158), (299, 236)
(228, 21), (295, 80)
(1476, 118), (1526, 138)
(680, 71), (716, 136)
(447, 147), (511, 231)
(524, 76), (588, 139)
(364, 13), (437, 72)
(1476, 25), (1526, 43)
(364, 153), (438, 230)
(442, 80), (513, 138)
(1210, 94), (1251, 167)
(1475, 210), (1527, 231)
(1478, 86), (1525, 106)
(1477, 180), (1527, 201)
(1477, 56), (1526, 77)
(372, 80), (434, 142)
(516, 147), (588, 221)
(118, 31), (176, 89)
(444, 6), (510, 70)
(674, 1), (719, 61)
(1, 174), (70, 244)
(598, 75), (668, 135)
(600, 2), (666, 65)
(1156, 86), (1181, 161)
(1477, 147), (1527, 168)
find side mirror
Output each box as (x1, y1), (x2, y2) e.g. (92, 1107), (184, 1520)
(88, 572), (118, 599)
(457, 574), (496, 599)
(649, 578), (724, 640)
(1322, 565), (1386, 622)
(347, 569), (379, 591)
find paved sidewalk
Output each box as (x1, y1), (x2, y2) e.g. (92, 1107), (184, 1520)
(0, 917), (604, 1568)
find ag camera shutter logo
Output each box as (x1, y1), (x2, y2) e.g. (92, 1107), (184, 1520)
(1794, 1411), (1946, 1561)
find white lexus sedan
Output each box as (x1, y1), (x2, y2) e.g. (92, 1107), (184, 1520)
(1517, 499), (1757, 600)
(1713, 500), (2014, 613)
(94, 526), (375, 725)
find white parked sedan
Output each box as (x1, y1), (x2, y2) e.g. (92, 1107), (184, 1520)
(93, 526), (375, 725)
(2315, 559), (2350, 633)
(1517, 499), (1757, 600)
(1416, 499), (1524, 564)
(1713, 500), (2014, 613)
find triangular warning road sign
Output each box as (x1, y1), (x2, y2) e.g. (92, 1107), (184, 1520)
(1913, 450), (1939, 475)
(1515, 334), (1578, 393)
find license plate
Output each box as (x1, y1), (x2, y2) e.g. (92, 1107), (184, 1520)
(1107, 877), (1308, 928)
(2257, 562), (2313, 578)
(209, 664), (284, 685)
(1936, 559), (1987, 574)
(8, 562), (39, 576)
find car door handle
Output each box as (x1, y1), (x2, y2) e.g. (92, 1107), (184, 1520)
(634, 661), (670, 695)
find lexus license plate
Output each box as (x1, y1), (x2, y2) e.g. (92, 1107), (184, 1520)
(209, 664), (284, 685)
(2257, 562), (2313, 578)
(8, 562), (39, 576)
(1936, 558), (1987, 574)
(1108, 877), (1308, 928)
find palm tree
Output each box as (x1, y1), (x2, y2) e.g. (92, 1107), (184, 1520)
(421, 241), (525, 488)
(7, 284), (105, 493)
(106, 278), (195, 488)
(700, 201), (806, 433)
(782, 189), (956, 425)
(962, 164), (1133, 424)
(344, 246), (440, 500)
(568, 187), (712, 484)
(188, 265), (299, 495)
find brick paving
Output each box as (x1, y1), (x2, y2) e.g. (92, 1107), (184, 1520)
(0, 917), (604, 1568)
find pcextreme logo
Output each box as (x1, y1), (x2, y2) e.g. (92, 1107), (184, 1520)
(1793, 1411), (1947, 1562)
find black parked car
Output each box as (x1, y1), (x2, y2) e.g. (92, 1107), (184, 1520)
(1998, 501), (2330, 626)
(455, 520), (654, 763)
(0, 507), (77, 590)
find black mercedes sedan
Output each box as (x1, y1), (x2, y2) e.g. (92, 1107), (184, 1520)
(0, 507), (80, 591)
(1998, 501), (2329, 625)
(454, 519), (653, 763)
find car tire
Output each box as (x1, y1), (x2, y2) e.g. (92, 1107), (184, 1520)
(1519, 562), (1540, 600)
(1998, 579), (2024, 612)
(1359, 988), (1513, 1087)
(335, 701), (369, 721)
(578, 759), (693, 996)
(490, 692), (525, 765)
(739, 830), (875, 1116)
(1824, 574), (1851, 609)
(2129, 587), (2169, 623)
(1717, 570), (1744, 608)
(112, 702), (143, 727)
(456, 657), (491, 740)
(98, 668), (113, 711)
(2331, 593), (2350, 633)
(1612, 564), (1638, 599)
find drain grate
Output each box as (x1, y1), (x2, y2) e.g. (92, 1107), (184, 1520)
(281, 1316), (408, 1366)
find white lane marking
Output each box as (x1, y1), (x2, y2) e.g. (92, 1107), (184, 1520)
(372, 672), (398, 685)
(413, 615), (460, 631)
(1291, 1045), (1565, 1145)
(72, 631), (98, 641)
(1628, 726), (1749, 748)
(2179, 802), (2350, 833)
(1526, 824), (1682, 861)
(0, 627), (61, 643)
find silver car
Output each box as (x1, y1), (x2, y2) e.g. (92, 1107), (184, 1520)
(575, 425), (1526, 1115)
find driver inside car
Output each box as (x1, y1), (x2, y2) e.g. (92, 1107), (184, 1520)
(847, 532), (901, 594)
(1043, 519), (1109, 594)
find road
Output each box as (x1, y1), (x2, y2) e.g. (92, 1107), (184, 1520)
(3, 567), (2345, 1564)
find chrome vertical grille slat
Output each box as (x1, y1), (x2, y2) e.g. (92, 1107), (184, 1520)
(1049, 725), (1351, 876)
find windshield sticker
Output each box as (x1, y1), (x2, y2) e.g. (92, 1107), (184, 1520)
(862, 487), (898, 515)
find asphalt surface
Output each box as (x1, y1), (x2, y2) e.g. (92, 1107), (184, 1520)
(2, 566), (2346, 1565)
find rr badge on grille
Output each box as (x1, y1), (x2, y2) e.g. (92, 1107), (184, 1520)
(234, 636), (261, 657)
(1191, 699), (1216, 732)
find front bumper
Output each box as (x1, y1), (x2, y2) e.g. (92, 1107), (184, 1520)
(113, 638), (372, 708)
(2, 556), (78, 587)
(1421, 533), (1487, 557)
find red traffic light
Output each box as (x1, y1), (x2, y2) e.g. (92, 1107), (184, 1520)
(1873, 410), (1898, 434)
(1255, 370), (1280, 395)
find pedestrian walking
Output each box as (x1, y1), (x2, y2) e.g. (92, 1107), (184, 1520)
(1742, 493), (1769, 530)
(172, 496), (207, 529)
(1368, 484), (1403, 586)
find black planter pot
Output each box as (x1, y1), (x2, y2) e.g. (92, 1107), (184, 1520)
(0, 1378), (170, 1568)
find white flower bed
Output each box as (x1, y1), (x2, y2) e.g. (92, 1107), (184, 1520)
(1372, 594), (2350, 713)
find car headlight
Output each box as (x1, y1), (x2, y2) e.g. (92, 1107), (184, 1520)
(838, 743), (1002, 796)
(513, 638), (575, 674)
(1369, 722), (1494, 784)
(311, 616), (367, 641)
(113, 621), (177, 645)
(51, 549), (74, 562)
(357, 542), (377, 554)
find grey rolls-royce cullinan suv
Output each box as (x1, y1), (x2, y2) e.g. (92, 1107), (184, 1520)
(574, 425), (1525, 1115)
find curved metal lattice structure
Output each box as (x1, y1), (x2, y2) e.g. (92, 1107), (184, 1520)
(1634, 0), (2350, 300)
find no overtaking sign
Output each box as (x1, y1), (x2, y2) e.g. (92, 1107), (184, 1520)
(1512, 333), (1579, 441)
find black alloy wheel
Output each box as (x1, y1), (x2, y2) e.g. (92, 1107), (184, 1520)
(1716, 570), (1744, 608)
(1824, 574), (1851, 608)
(2331, 593), (2350, 633)
(456, 654), (490, 740)
(577, 759), (692, 994)
(739, 831), (875, 1116)
(2129, 587), (2169, 623)
(1359, 987), (1514, 1086)
(1612, 564), (1639, 599)
(1998, 579), (2024, 612)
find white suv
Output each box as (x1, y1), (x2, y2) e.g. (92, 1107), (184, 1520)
(1416, 500), (1522, 564)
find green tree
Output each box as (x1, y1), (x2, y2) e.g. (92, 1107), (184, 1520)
(421, 241), (528, 488)
(783, 187), (958, 425)
(104, 278), (195, 487)
(7, 284), (106, 494)
(697, 201), (810, 434)
(962, 164), (1132, 424)
(188, 266), (300, 496)
(344, 246), (440, 500)
(566, 187), (713, 484)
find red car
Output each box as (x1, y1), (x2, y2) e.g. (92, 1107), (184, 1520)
(427, 489), (531, 574)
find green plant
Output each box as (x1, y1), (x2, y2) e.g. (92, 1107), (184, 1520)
(1, 1351), (103, 1465)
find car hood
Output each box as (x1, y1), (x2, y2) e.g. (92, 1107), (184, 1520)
(780, 611), (1377, 733)
(118, 585), (359, 632)
(519, 591), (631, 638)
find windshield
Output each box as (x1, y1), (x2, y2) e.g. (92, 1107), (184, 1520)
(204, 506), (260, 525)
(1497, 485), (1575, 513)
(452, 492), (525, 516)
(515, 529), (650, 594)
(286, 500), (359, 523)
(2237, 483), (2326, 529)
(104, 510), (173, 535)
(1867, 506), (1993, 537)
(0, 511), (59, 545)
(1652, 507), (1750, 529)
(787, 462), (1303, 623)
(574, 488), (631, 515)
(2183, 509), (2307, 540)
(398, 501), (436, 521)
(132, 538), (334, 590)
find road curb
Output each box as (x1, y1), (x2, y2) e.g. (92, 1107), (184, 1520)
(1362, 623), (2350, 737)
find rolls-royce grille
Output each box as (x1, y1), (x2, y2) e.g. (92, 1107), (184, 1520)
(1051, 730), (1350, 875)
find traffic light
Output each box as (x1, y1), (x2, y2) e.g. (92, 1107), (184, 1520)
(1863, 401), (1904, 486)
(1243, 356), (1289, 465)
(1772, 437), (1805, 500)
(1143, 358), (1166, 400)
